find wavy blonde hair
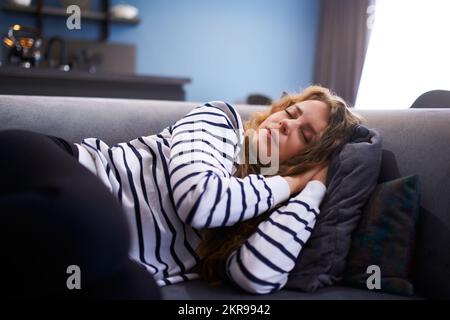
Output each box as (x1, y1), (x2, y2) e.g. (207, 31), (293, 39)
(196, 85), (363, 285)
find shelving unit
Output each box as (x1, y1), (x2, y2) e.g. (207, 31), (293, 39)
(1, 0), (140, 41)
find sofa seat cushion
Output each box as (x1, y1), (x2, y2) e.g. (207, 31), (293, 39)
(160, 279), (422, 300)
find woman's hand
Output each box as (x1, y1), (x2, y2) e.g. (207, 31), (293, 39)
(310, 165), (328, 185)
(283, 163), (328, 195)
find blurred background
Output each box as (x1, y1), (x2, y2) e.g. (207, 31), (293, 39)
(0, 0), (449, 108)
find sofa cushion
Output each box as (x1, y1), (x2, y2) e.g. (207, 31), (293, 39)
(344, 175), (421, 296)
(160, 279), (421, 300)
(0, 95), (197, 145)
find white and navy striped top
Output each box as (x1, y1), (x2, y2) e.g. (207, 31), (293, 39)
(75, 101), (326, 294)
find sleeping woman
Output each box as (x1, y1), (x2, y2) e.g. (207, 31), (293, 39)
(0, 85), (361, 298)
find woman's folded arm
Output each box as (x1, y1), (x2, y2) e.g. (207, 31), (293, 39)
(226, 180), (327, 294)
(169, 101), (291, 229)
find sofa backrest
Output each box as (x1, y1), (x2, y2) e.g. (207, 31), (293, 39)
(1, 95), (449, 298)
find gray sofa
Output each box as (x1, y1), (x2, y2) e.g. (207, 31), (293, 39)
(1, 95), (449, 300)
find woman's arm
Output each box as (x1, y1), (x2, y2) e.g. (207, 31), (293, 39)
(225, 179), (327, 294)
(169, 101), (291, 229)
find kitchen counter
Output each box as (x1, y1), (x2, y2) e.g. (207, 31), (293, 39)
(0, 66), (191, 101)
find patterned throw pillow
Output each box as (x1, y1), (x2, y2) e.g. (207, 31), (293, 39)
(344, 175), (421, 296)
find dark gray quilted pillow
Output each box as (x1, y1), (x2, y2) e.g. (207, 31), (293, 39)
(286, 125), (382, 292)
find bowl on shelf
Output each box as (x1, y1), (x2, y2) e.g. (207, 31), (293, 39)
(8, 0), (32, 7)
(110, 3), (139, 20)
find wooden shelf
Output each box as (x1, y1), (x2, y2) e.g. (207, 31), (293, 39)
(1, 4), (140, 24)
(1, 0), (140, 41)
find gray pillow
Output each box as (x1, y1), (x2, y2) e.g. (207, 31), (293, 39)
(286, 125), (383, 292)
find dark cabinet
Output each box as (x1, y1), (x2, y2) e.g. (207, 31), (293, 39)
(0, 66), (191, 101)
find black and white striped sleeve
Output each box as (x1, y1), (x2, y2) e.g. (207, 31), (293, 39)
(225, 180), (327, 294)
(169, 101), (291, 229)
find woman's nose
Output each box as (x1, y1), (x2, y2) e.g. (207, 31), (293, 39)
(279, 119), (290, 135)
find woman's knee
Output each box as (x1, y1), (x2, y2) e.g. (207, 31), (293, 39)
(0, 128), (40, 140)
(45, 185), (131, 296)
(0, 129), (47, 154)
(0, 183), (131, 298)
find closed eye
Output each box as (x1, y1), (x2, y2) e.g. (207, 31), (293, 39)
(301, 129), (308, 143)
(285, 108), (308, 143)
(285, 109), (294, 119)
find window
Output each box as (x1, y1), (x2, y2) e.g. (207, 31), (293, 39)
(356, 0), (450, 109)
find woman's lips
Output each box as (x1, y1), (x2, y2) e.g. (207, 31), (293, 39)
(266, 128), (278, 146)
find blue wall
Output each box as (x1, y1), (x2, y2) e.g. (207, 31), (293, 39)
(1, 0), (320, 103)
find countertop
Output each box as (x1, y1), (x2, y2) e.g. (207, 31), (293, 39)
(0, 66), (191, 85)
(0, 65), (191, 100)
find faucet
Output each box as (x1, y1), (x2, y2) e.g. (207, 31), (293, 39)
(44, 36), (70, 71)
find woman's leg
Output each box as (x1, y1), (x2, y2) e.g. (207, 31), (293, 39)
(0, 129), (160, 299)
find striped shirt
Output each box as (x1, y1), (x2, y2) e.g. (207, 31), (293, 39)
(75, 101), (326, 293)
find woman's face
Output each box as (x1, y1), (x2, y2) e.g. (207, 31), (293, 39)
(251, 100), (330, 164)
